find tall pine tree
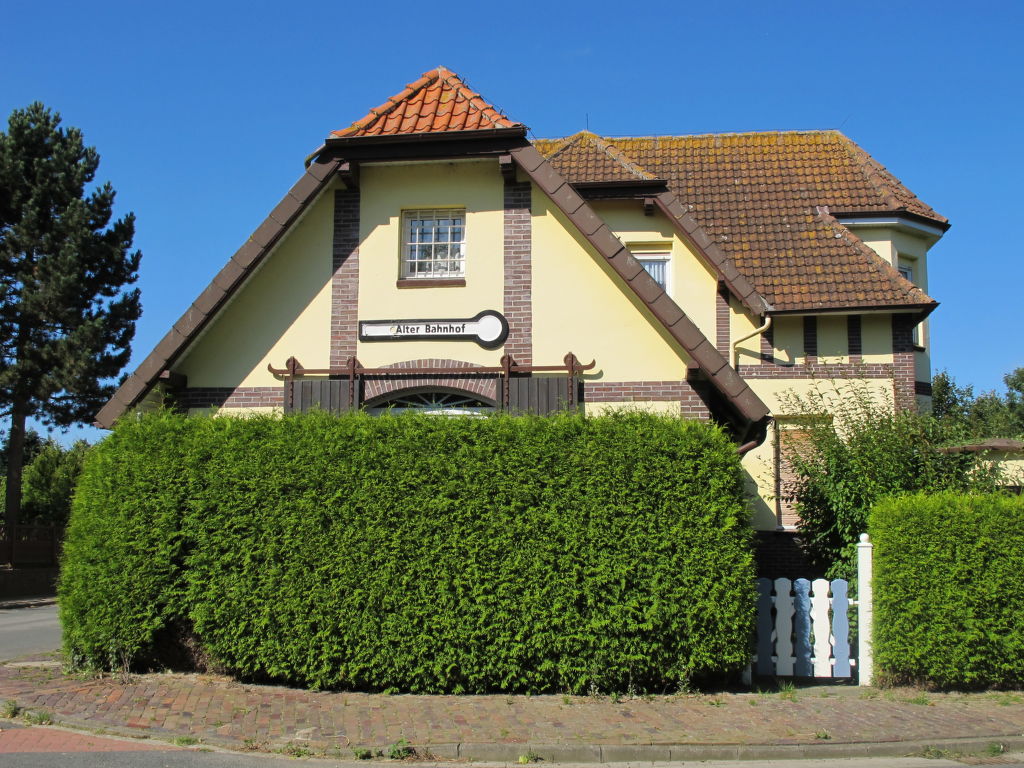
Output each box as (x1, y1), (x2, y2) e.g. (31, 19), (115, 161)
(0, 103), (140, 559)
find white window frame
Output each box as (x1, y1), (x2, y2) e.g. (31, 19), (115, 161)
(628, 243), (673, 295)
(896, 262), (924, 347)
(401, 208), (466, 279)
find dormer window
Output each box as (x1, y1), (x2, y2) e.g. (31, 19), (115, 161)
(402, 209), (466, 279)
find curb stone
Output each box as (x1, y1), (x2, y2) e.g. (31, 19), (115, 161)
(0, 597), (57, 610)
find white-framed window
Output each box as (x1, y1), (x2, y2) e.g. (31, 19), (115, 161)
(638, 255), (670, 289)
(628, 243), (672, 293)
(401, 209), (466, 279)
(897, 262), (924, 347)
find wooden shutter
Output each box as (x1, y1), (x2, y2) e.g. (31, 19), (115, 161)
(507, 376), (580, 415)
(284, 380), (353, 414)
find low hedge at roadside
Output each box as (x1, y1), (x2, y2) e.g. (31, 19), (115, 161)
(60, 409), (755, 693)
(870, 492), (1024, 689)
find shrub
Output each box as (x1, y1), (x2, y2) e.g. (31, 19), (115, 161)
(870, 492), (1024, 689)
(21, 439), (90, 526)
(781, 383), (1001, 579)
(60, 409), (755, 693)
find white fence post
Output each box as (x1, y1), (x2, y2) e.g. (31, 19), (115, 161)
(857, 532), (874, 687)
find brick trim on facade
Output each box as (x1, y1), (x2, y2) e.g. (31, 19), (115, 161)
(847, 314), (862, 364)
(503, 180), (532, 364)
(583, 380), (711, 418)
(181, 387), (283, 409)
(715, 287), (730, 356)
(760, 324), (774, 362)
(738, 362), (894, 379)
(331, 189), (360, 368)
(362, 359), (499, 404)
(803, 316), (818, 363)
(892, 313), (917, 410)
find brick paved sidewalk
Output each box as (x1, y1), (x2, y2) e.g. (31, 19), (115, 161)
(2, 657), (1023, 761)
(0, 720), (179, 753)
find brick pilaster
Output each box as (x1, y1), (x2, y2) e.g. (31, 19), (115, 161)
(503, 180), (532, 364)
(760, 323), (774, 362)
(847, 314), (862, 364)
(715, 286), (730, 356)
(803, 316), (818, 364)
(892, 313), (917, 411)
(331, 189), (360, 368)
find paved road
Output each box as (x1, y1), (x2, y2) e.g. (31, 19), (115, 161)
(3, 721), (1018, 767)
(0, 604), (60, 661)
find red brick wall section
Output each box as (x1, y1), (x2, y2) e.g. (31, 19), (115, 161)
(803, 315), (818, 363)
(738, 362), (894, 379)
(892, 313), (917, 411)
(362, 359), (499, 404)
(503, 180), (532, 364)
(331, 189), (360, 368)
(181, 387), (283, 409)
(584, 381), (711, 419)
(847, 314), (862, 364)
(760, 323), (774, 362)
(715, 287), (730, 356)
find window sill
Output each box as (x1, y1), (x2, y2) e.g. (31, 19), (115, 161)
(396, 278), (466, 289)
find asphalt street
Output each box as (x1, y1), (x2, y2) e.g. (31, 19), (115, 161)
(0, 603), (60, 661)
(2, 745), (1020, 768)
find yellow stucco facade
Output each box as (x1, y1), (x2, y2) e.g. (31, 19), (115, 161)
(175, 186), (336, 388)
(156, 154), (939, 533)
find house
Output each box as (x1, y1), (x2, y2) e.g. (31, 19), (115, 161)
(96, 67), (948, 533)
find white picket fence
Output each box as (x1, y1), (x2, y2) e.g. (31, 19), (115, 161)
(752, 533), (874, 685)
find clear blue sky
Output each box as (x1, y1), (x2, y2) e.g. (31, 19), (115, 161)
(3, 0), (1022, 442)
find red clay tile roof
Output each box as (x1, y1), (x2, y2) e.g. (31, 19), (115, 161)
(544, 132), (657, 184)
(332, 67), (523, 138)
(535, 131), (943, 313)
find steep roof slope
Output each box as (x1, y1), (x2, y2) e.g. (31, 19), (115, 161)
(536, 131), (942, 313)
(332, 67), (522, 138)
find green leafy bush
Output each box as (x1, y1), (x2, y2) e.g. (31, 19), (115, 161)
(781, 383), (1001, 579)
(60, 409), (755, 693)
(871, 492), (1024, 689)
(21, 439), (90, 526)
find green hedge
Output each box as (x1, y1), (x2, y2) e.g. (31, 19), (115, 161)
(60, 409), (755, 693)
(871, 492), (1024, 689)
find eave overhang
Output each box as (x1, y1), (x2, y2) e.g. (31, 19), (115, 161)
(767, 301), (939, 319)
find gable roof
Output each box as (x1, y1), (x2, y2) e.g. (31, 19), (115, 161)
(331, 67), (523, 138)
(536, 131), (942, 314)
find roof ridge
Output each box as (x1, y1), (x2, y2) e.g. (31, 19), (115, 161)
(543, 131), (656, 181)
(838, 136), (904, 212)
(538, 129), (843, 143)
(582, 133), (657, 181)
(332, 67), (522, 138)
(432, 68), (511, 129)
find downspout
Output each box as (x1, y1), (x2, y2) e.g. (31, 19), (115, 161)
(732, 316), (772, 369)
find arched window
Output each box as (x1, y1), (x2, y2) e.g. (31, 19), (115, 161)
(364, 388), (495, 416)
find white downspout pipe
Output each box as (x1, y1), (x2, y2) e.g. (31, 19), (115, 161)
(732, 316), (772, 369)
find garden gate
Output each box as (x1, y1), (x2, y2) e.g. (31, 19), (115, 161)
(751, 533), (874, 684)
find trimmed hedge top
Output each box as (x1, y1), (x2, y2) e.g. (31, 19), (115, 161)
(60, 409), (755, 693)
(871, 491), (1024, 689)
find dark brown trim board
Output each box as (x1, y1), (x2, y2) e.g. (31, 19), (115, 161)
(509, 145), (770, 442)
(95, 155), (342, 428)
